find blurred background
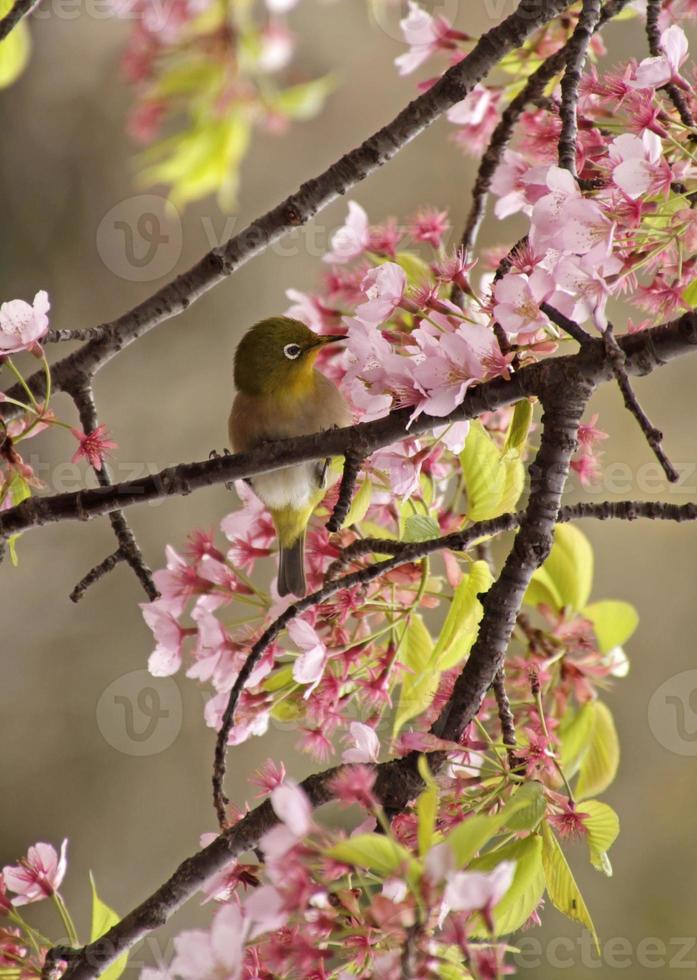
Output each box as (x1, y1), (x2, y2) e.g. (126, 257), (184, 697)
(2, 1), (697, 976)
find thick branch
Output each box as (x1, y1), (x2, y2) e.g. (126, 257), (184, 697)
(432, 377), (592, 742)
(3, 0), (575, 417)
(0, 0), (40, 41)
(2, 311), (696, 543)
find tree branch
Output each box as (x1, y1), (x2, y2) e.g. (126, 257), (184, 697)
(2, 0), (576, 419)
(558, 0), (602, 175)
(646, 0), (696, 130)
(0, 0), (40, 42)
(2, 311), (696, 546)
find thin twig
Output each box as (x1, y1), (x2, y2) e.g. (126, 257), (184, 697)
(602, 323), (678, 482)
(68, 383), (159, 599)
(492, 667), (522, 771)
(646, 0), (696, 131)
(0, 0), (40, 42)
(326, 448), (365, 533)
(45, 327), (110, 343)
(69, 549), (125, 603)
(541, 302), (594, 346)
(558, 0), (602, 175)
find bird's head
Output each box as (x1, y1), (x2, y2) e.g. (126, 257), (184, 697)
(234, 317), (346, 395)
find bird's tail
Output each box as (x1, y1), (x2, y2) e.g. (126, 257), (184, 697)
(278, 533), (306, 597)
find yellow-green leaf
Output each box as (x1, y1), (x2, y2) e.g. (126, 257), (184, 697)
(581, 800), (619, 877)
(504, 399), (534, 453)
(343, 477), (372, 528)
(541, 823), (599, 949)
(273, 75), (335, 120)
(403, 514), (440, 542)
(470, 835), (545, 936)
(445, 782), (544, 867)
(433, 560), (493, 671)
(575, 701), (620, 800)
(328, 834), (417, 880)
(394, 615), (437, 735)
(583, 600), (638, 654)
(416, 756), (438, 857)
(90, 874), (128, 980)
(0, 0), (30, 90)
(527, 524), (594, 612)
(460, 421), (524, 521)
(560, 703), (595, 779)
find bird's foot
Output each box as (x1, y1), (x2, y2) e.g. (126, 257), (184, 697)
(209, 448), (234, 490)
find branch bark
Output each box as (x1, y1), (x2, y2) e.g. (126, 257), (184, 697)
(0, 0), (40, 42)
(3, 311), (696, 544)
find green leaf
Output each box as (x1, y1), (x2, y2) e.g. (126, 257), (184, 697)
(152, 60), (223, 99)
(504, 399), (534, 453)
(394, 615), (437, 735)
(445, 782), (543, 867)
(7, 533), (21, 566)
(575, 701), (620, 800)
(433, 561), (492, 671)
(273, 75), (335, 120)
(583, 600), (638, 654)
(396, 250), (432, 285)
(526, 524), (593, 612)
(559, 703), (595, 779)
(0, 0), (30, 90)
(460, 421), (525, 521)
(403, 514), (440, 543)
(470, 835), (545, 936)
(500, 781), (546, 832)
(343, 478), (372, 528)
(90, 874), (128, 980)
(523, 565), (563, 610)
(682, 278), (697, 309)
(416, 756), (438, 857)
(581, 800), (620, 877)
(541, 823), (599, 949)
(328, 834), (417, 880)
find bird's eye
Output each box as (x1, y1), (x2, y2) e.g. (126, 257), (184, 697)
(283, 343), (302, 360)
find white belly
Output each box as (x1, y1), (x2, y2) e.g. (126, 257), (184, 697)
(252, 463), (318, 510)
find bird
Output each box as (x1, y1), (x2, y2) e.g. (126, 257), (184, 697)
(229, 316), (351, 598)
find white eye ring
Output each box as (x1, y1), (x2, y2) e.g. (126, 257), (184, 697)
(283, 343), (302, 360)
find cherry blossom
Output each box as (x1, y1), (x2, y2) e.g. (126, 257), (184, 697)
(342, 721), (380, 764)
(0, 290), (50, 355)
(70, 424), (118, 471)
(323, 202), (370, 264)
(394, 1), (458, 76)
(288, 618), (329, 695)
(354, 263), (407, 325)
(2, 840), (68, 905)
(632, 24), (689, 90)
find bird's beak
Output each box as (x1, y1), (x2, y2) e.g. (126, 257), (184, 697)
(312, 333), (348, 349)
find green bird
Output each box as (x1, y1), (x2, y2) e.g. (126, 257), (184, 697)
(229, 317), (351, 598)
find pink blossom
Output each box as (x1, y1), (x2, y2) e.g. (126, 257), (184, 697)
(371, 441), (424, 498)
(70, 424), (118, 471)
(249, 758), (287, 797)
(271, 779), (313, 837)
(553, 244), (623, 331)
(491, 152), (551, 219)
(258, 22), (294, 73)
(265, 0), (298, 10)
(408, 207), (450, 248)
(330, 766), (378, 808)
(204, 690), (270, 746)
(244, 884), (288, 938)
(493, 269), (561, 339)
(0, 290), (50, 354)
(529, 166), (582, 252)
(3, 840), (68, 905)
(410, 315), (496, 417)
(448, 85), (500, 156)
(153, 545), (203, 617)
(441, 861), (516, 926)
(323, 202), (369, 264)
(169, 904), (246, 979)
(632, 24), (689, 90)
(548, 801), (590, 840)
(143, 598), (187, 676)
(288, 618), (329, 695)
(557, 198), (615, 257)
(394, 1), (455, 76)
(608, 131), (667, 199)
(342, 721), (380, 764)
(354, 263), (407, 325)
